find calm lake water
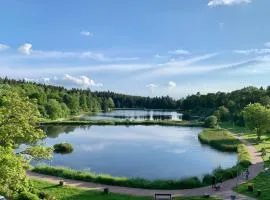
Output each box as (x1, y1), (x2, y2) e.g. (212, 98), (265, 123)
(35, 125), (238, 180)
(81, 109), (183, 121)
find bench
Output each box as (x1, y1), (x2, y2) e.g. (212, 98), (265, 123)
(154, 193), (172, 200)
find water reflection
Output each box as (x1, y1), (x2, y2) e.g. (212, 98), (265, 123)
(81, 109), (183, 121)
(35, 125), (238, 180)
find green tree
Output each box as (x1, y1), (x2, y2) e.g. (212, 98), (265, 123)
(0, 88), (52, 197)
(45, 99), (63, 119)
(214, 106), (230, 121)
(204, 115), (218, 128)
(243, 103), (270, 140)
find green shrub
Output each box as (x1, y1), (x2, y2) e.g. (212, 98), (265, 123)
(204, 116), (218, 128)
(32, 165), (203, 189)
(16, 192), (39, 200)
(53, 143), (73, 154)
(238, 144), (252, 167)
(38, 191), (56, 200)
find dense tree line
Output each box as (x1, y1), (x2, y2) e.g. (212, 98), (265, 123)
(2, 77), (270, 123)
(0, 77), (115, 119)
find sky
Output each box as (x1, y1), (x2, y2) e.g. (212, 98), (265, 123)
(0, 0), (270, 98)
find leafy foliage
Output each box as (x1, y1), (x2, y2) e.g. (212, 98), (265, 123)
(0, 87), (52, 197)
(242, 103), (270, 139)
(204, 116), (218, 128)
(16, 191), (39, 200)
(53, 143), (73, 154)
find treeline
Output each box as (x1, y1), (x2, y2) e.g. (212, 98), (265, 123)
(181, 86), (270, 124)
(0, 77), (115, 119)
(1, 77), (270, 123)
(94, 91), (178, 109)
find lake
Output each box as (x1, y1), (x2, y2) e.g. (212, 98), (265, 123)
(34, 125), (238, 180)
(80, 109), (183, 121)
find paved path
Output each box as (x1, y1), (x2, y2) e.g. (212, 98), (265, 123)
(28, 136), (264, 200)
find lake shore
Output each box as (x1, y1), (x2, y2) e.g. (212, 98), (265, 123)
(40, 119), (203, 127)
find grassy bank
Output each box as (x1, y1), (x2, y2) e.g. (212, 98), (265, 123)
(198, 128), (251, 166)
(232, 126), (270, 199)
(198, 128), (240, 152)
(31, 179), (221, 200)
(32, 165), (203, 189)
(40, 119), (203, 127)
(198, 128), (251, 184)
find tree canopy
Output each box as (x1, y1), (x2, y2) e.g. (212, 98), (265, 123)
(242, 103), (270, 139)
(0, 87), (52, 197)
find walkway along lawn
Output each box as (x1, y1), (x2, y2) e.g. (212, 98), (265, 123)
(32, 127), (251, 190)
(31, 179), (222, 200)
(233, 129), (270, 200)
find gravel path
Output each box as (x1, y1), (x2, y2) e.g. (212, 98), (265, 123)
(28, 136), (264, 200)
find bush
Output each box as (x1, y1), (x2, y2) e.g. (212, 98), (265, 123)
(16, 192), (39, 200)
(214, 106), (230, 121)
(53, 143), (73, 154)
(204, 116), (218, 128)
(38, 191), (56, 200)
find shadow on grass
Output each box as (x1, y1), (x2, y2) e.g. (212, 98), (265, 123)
(42, 185), (62, 189)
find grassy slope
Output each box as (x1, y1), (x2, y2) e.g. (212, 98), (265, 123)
(198, 128), (251, 165)
(219, 122), (270, 200)
(31, 179), (221, 200)
(224, 123), (270, 200)
(198, 128), (240, 152)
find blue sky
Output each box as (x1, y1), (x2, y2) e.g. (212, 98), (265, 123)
(0, 0), (270, 98)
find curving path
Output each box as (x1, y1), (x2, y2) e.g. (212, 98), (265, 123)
(28, 136), (264, 200)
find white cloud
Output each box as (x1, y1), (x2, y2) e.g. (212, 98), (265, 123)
(168, 49), (190, 55)
(168, 81), (176, 89)
(63, 74), (103, 87)
(81, 51), (139, 62)
(18, 43), (32, 55)
(208, 0), (251, 7)
(18, 43), (76, 57)
(16, 43), (138, 61)
(146, 83), (158, 93)
(234, 49), (270, 55)
(81, 52), (106, 61)
(80, 31), (93, 37)
(0, 44), (9, 51)
(146, 83), (158, 89)
(264, 42), (270, 48)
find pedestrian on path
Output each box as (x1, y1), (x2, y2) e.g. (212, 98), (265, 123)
(245, 169), (250, 180)
(212, 175), (216, 188)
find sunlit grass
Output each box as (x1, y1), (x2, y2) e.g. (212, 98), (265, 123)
(31, 179), (221, 200)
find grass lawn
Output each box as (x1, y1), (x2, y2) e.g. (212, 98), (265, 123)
(198, 128), (241, 152)
(233, 133), (270, 200)
(31, 179), (221, 200)
(220, 122), (270, 200)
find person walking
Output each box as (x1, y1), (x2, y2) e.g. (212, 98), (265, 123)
(212, 176), (216, 188)
(245, 169), (250, 180)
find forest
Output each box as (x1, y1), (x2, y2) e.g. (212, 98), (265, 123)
(1, 77), (270, 124)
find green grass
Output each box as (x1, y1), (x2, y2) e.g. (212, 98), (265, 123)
(32, 165), (203, 189)
(198, 128), (251, 183)
(219, 122), (270, 199)
(198, 128), (241, 152)
(31, 179), (221, 200)
(219, 121), (249, 135)
(199, 128), (251, 166)
(41, 119), (203, 127)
